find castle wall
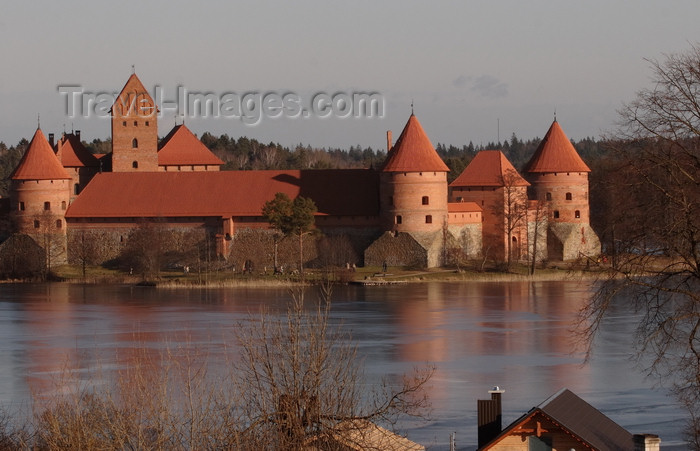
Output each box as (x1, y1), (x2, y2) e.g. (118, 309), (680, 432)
(160, 164), (220, 172)
(528, 172), (590, 224)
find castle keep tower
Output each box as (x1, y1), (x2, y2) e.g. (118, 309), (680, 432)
(9, 128), (71, 264)
(379, 114), (449, 233)
(524, 120), (600, 259)
(111, 73), (158, 172)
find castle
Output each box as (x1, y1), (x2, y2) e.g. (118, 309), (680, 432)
(3, 73), (600, 271)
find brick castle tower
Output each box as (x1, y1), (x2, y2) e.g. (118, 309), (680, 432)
(524, 119), (600, 259)
(111, 73), (158, 172)
(9, 128), (71, 265)
(379, 114), (449, 233)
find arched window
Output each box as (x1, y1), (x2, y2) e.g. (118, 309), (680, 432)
(553, 210), (560, 219)
(44, 201), (50, 211)
(56, 219), (62, 229)
(61, 201), (66, 210)
(546, 192), (552, 201)
(422, 196), (429, 205)
(132, 161), (139, 169)
(575, 210), (581, 219)
(566, 192), (572, 200)
(132, 138), (138, 148)
(425, 215), (432, 224)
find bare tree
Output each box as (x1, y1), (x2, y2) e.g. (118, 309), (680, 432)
(579, 44), (700, 448)
(498, 169), (529, 270)
(233, 287), (434, 450)
(527, 199), (548, 276)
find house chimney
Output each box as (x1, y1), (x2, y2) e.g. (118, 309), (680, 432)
(478, 387), (505, 448)
(48, 133), (54, 148)
(634, 434), (661, 451)
(386, 130), (392, 152)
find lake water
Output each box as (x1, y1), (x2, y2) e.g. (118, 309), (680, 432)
(0, 281), (687, 449)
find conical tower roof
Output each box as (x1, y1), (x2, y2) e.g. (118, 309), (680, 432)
(381, 114), (449, 173)
(112, 73), (156, 117)
(158, 124), (224, 166)
(10, 128), (71, 180)
(56, 133), (99, 167)
(450, 150), (529, 187)
(525, 120), (590, 173)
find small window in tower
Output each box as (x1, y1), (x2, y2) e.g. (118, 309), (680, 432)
(566, 192), (572, 200)
(546, 192), (552, 201)
(575, 210), (581, 219)
(74, 184), (80, 195)
(56, 219), (62, 229)
(19, 202), (25, 211)
(61, 201), (66, 210)
(122, 121), (126, 126)
(132, 161), (138, 169)
(33, 220), (40, 229)
(132, 138), (138, 148)
(422, 196), (429, 205)
(395, 215), (402, 225)
(553, 210), (560, 219)
(425, 215), (432, 224)
(134, 121), (138, 126)
(145, 121), (150, 126)
(44, 201), (50, 211)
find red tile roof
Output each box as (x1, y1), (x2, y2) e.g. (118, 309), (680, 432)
(448, 201), (482, 213)
(66, 169), (379, 218)
(55, 133), (99, 167)
(525, 120), (591, 173)
(449, 150), (529, 187)
(112, 73), (156, 116)
(381, 114), (449, 173)
(10, 129), (71, 180)
(158, 124), (224, 166)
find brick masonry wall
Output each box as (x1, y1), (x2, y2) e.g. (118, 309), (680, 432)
(380, 171), (448, 233)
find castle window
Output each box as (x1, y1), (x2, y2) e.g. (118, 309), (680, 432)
(44, 201), (50, 211)
(425, 215), (432, 224)
(132, 138), (138, 148)
(566, 192), (572, 200)
(422, 196), (429, 205)
(575, 210), (581, 219)
(553, 210), (560, 219)
(61, 201), (66, 210)
(395, 215), (402, 225)
(122, 121), (126, 126)
(132, 161), (139, 169)
(546, 192), (552, 201)
(74, 184), (80, 195)
(56, 220), (62, 229)
(134, 121), (138, 126)
(33, 220), (40, 229)
(145, 121), (150, 126)
(19, 202), (25, 211)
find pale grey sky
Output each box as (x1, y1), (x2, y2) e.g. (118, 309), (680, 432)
(1, 1), (699, 150)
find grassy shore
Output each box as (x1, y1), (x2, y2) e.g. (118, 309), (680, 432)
(40, 261), (607, 287)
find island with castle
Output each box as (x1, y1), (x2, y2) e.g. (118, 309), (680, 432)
(0, 73), (601, 274)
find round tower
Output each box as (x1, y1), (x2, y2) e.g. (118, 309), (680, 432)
(9, 128), (71, 266)
(524, 120), (591, 225)
(379, 114), (449, 233)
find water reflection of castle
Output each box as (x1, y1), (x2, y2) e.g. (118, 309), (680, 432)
(5, 73), (599, 268)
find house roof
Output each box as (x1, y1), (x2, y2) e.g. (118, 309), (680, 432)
(10, 128), (71, 180)
(381, 114), (449, 173)
(158, 124), (224, 166)
(317, 419), (425, 451)
(65, 169), (379, 218)
(449, 150), (529, 187)
(55, 133), (100, 168)
(484, 389), (634, 451)
(524, 120), (591, 173)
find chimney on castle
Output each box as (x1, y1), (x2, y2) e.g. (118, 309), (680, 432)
(48, 133), (54, 148)
(634, 434), (661, 451)
(478, 386), (505, 448)
(386, 130), (392, 152)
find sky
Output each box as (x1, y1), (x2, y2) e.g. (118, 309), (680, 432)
(2, 1), (700, 151)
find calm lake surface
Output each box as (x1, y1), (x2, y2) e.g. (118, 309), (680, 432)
(0, 281), (687, 449)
